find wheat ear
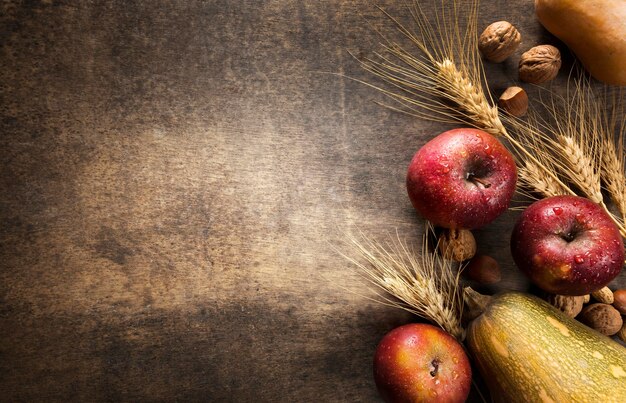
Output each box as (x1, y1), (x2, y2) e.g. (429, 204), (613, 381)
(518, 160), (569, 200)
(435, 60), (506, 136)
(341, 228), (465, 340)
(555, 135), (603, 204)
(601, 138), (626, 222)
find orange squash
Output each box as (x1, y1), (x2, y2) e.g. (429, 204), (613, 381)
(467, 292), (626, 402)
(535, 0), (626, 85)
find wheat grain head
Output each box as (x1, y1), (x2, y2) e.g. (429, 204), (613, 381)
(341, 227), (465, 340)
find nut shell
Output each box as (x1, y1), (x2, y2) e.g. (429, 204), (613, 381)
(545, 294), (584, 318)
(437, 229), (476, 262)
(591, 287), (614, 305)
(479, 21), (522, 63)
(464, 255), (501, 284)
(498, 86), (528, 117)
(519, 45), (561, 84)
(579, 303), (623, 336)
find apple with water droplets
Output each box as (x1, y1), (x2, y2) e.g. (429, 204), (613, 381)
(373, 323), (472, 403)
(511, 195), (625, 295)
(406, 128), (517, 229)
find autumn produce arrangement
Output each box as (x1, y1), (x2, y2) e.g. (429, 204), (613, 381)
(345, 0), (626, 401)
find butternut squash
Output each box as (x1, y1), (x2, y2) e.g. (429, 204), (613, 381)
(535, 0), (626, 85)
(466, 291), (626, 402)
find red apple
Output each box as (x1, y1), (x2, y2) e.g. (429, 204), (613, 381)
(406, 128), (517, 229)
(511, 195), (625, 295)
(373, 323), (471, 403)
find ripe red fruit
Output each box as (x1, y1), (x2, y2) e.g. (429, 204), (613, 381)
(406, 128), (517, 229)
(511, 195), (625, 295)
(373, 323), (472, 403)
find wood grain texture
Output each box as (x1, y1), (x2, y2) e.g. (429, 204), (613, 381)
(0, 0), (624, 401)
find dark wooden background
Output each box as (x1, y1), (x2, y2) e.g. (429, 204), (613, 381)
(1, 0), (624, 401)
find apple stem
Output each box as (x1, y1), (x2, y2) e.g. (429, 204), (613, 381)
(468, 175), (491, 188)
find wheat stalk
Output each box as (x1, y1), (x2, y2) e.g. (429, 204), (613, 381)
(355, 0), (574, 195)
(341, 228), (465, 340)
(357, 0), (626, 238)
(602, 138), (626, 222)
(555, 135), (603, 204)
(600, 93), (626, 224)
(508, 80), (626, 237)
(518, 160), (569, 200)
(436, 59), (506, 136)
(354, 0), (506, 135)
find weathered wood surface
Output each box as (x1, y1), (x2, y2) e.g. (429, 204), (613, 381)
(1, 1), (624, 401)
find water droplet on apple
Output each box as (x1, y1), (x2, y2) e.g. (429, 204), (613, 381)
(574, 255), (584, 264)
(575, 213), (584, 221)
(552, 207), (563, 215)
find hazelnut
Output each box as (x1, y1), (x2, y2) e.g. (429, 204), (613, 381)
(613, 289), (626, 315)
(464, 255), (501, 284)
(519, 45), (561, 84)
(591, 286), (614, 304)
(579, 303), (623, 336)
(545, 294), (584, 318)
(437, 228), (476, 262)
(478, 21), (521, 63)
(498, 86), (528, 117)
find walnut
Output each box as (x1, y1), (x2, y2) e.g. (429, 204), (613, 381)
(579, 303), (623, 336)
(591, 286), (614, 304)
(437, 228), (476, 262)
(519, 45), (561, 83)
(478, 21), (521, 63)
(544, 294), (584, 318)
(498, 86), (528, 117)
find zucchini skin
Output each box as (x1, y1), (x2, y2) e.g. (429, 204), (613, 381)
(467, 292), (626, 402)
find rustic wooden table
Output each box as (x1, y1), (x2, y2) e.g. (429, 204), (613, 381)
(1, 0), (624, 401)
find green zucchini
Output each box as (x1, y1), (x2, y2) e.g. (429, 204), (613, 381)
(466, 292), (626, 402)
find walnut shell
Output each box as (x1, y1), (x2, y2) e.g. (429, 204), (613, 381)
(478, 21), (522, 63)
(591, 286), (614, 304)
(579, 303), (623, 336)
(519, 45), (561, 83)
(544, 294), (584, 318)
(437, 228), (476, 262)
